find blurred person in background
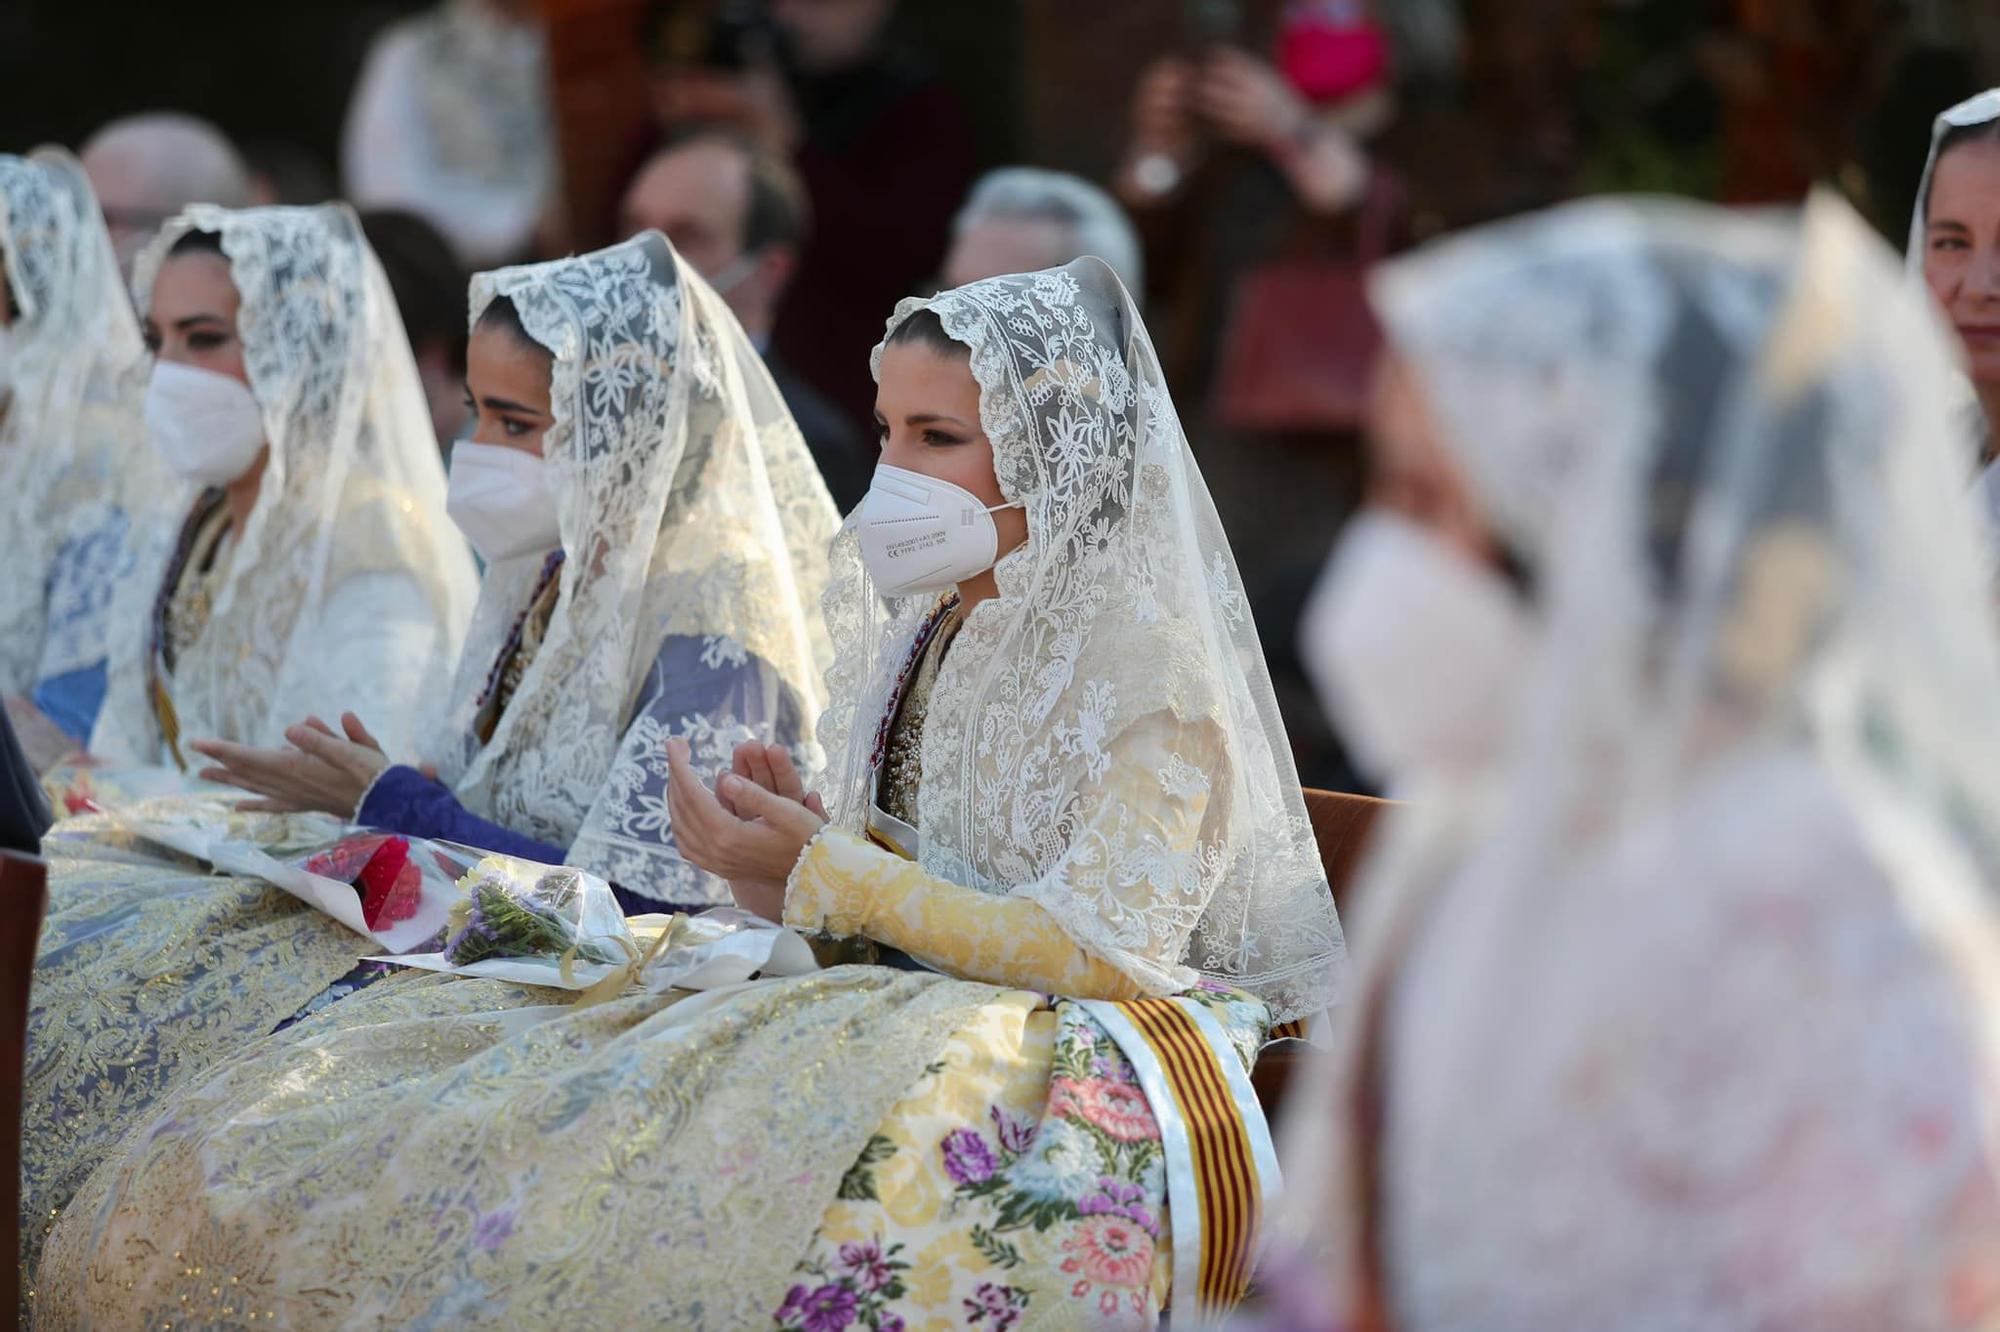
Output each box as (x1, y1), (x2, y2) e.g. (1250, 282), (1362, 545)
(939, 166), (1144, 296)
(342, 0), (557, 267)
(620, 128), (872, 509)
(242, 140), (337, 208)
(79, 112), (253, 280)
(1702, 0), (1893, 205)
(0, 150), (155, 766)
(1913, 88), (2000, 495)
(1279, 194), (2000, 1330)
(1115, 0), (1389, 403)
(360, 208), (473, 454)
(1113, 0), (1396, 793)
(647, 0), (977, 434)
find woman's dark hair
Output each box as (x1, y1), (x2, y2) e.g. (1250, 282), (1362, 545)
(167, 228), (225, 258)
(886, 306), (967, 357)
(475, 293), (544, 355)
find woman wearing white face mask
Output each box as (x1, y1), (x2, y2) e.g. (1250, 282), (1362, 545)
(1272, 196), (2000, 1329)
(18, 205), (475, 1303)
(193, 231), (838, 911)
(0, 149), (158, 760)
(670, 258), (1343, 1027)
(42, 259), (1343, 1330)
(88, 205), (476, 768)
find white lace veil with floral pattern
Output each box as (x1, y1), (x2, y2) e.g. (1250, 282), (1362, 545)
(818, 257), (1345, 1024)
(0, 147), (156, 691)
(92, 203), (477, 761)
(429, 232), (837, 899)
(1289, 195), (2000, 1326)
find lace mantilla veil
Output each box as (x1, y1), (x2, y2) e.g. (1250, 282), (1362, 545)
(817, 257), (1345, 1025)
(1288, 195), (2000, 1325)
(0, 148), (156, 692)
(427, 232), (838, 899)
(91, 204), (478, 761)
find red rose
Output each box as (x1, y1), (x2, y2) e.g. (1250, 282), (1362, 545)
(357, 836), (423, 928)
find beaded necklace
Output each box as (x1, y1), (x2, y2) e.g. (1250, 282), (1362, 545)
(145, 488), (229, 769)
(866, 592), (961, 778)
(471, 548), (566, 743)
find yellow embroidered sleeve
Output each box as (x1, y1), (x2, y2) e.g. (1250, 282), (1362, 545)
(783, 711), (1224, 998)
(783, 827), (1148, 997)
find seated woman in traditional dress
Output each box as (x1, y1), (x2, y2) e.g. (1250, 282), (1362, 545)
(20, 231), (836, 1304)
(1274, 196), (2000, 1329)
(88, 203), (476, 767)
(188, 229), (837, 911)
(20, 202), (474, 1300)
(0, 149), (155, 759)
(38, 258), (1345, 1331)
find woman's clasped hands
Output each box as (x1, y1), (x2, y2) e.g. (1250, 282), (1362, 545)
(664, 735), (826, 922)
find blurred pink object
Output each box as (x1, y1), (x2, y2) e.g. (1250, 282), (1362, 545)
(1277, 0), (1389, 104)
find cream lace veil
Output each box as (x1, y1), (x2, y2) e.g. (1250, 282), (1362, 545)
(430, 232), (838, 899)
(0, 147), (154, 691)
(92, 203), (477, 760)
(818, 257), (1345, 1024)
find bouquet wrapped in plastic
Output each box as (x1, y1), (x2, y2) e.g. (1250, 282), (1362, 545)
(380, 853), (638, 988)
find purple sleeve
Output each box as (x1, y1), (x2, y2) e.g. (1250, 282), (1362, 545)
(355, 764), (568, 864)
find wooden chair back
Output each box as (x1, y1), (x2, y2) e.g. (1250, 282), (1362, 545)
(1251, 789), (1391, 1120)
(0, 849), (48, 1331)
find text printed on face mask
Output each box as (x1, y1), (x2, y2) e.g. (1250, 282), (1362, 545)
(885, 531), (949, 560)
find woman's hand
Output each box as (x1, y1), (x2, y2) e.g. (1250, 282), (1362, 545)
(191, 711), (390, 815)
(1132, 55), (1197, 151)
(1119, 56), (1199, 205)
(1196, 47), (1308, 153)
(715, 742), (828, 920)
(722, 740), (827, 815)
(665, 736), (824, 921)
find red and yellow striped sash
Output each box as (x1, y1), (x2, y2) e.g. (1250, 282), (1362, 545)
(1081, 994), (1280, 1327)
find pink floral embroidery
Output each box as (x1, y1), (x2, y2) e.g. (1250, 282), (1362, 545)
(1071, 1079), (1158, 1143)
(1061, 1215), (1155, 1289)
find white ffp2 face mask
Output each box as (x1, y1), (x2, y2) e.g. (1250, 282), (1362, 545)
(446, 440), (563, 565)
(853, 463), (1023, 599)
(145, 360), (267, 487)
(1300, 509), (1532, 786)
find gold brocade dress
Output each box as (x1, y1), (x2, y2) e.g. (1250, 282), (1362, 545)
(20, 499), (367, 1314)
(18, 555), (570, 1314)
(37, 600), (1277, 1332)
